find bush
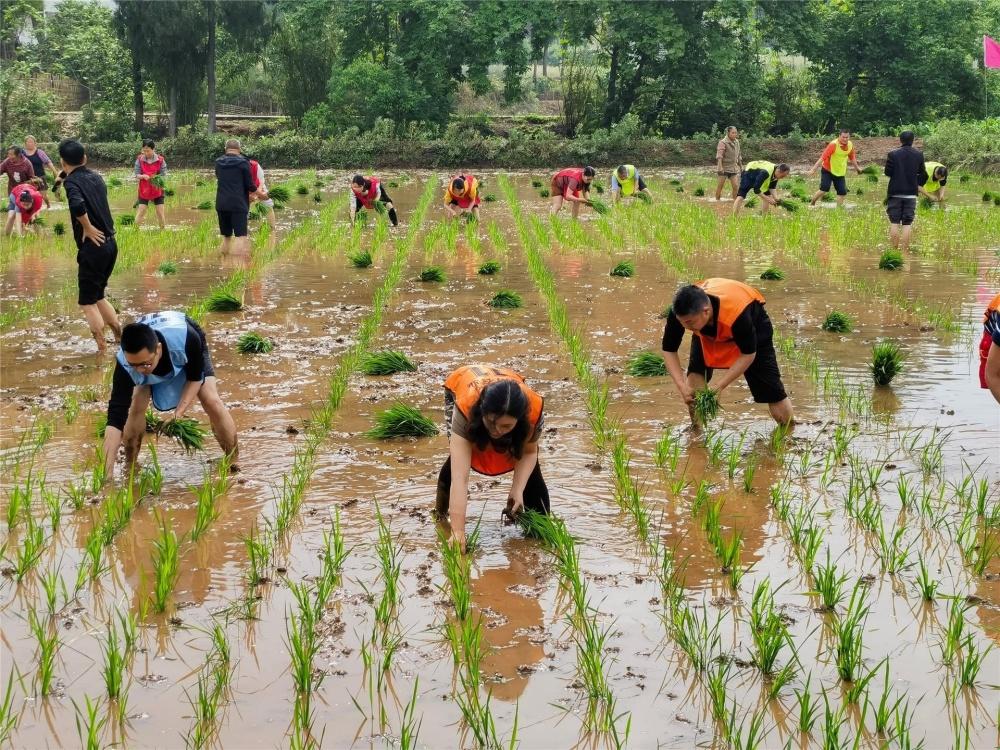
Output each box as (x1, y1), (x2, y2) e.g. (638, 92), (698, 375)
(923, 119), (1000, 172)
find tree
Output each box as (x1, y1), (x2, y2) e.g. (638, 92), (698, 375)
(206, 0), (269, 132)
(269, 0), (338, 124)
(112, 1), (147, 132)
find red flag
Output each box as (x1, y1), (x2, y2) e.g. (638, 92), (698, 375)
(986, 35), (1000, 69)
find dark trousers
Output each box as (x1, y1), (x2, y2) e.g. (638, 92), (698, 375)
(435, 457), (550, 516)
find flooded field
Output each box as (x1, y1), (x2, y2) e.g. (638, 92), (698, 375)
(1, 166), (999, 749)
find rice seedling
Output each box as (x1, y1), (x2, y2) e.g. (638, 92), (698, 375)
(777, 198), (800, 212)
(653, 428), (681, 473)
(348, 248), (373, 268)
(150, 513), (181, 613)
(29, 608), (58, 696)
(157, 260), (178, 275)
(820, 691), (848, 750)
(861, 164), (880, 176)
(693, 387), (720, 426)
(312, 191), (322, 203)
(742, 456), (757, 493)
(970, 529), (1000, 576)
(531, 178), (543, 188)
(706, 658), (732, 721)
(811, 553), (848, 610)
(821, 310), (852, 333)
(361, 350), (416, 376)
(636, 190), (652, 203)
(869, 340), (905, 386)
(994, 194), (1000, 206)
(205, 289), (243, 312)
(419, 265), (446, 282)
(243, 524), (272, 587)
(73, 695), (106, 750)
(118, 213), (135, 226)
(745, 195), (759, 208)
(151, 416), (208, 452)
(694, 187), (705, 196)
(867, 173), (879, 183)
(488, 289), (522, 308)
(101, 624), (127, 701)
(236, 331), (274, 354)
(919, 195), (935, 210)
(477, 259), (502, 275)
(831, 583), (870, 681)
(879, 249), (904, 270)
(12, 515), (45, 582)
(748, 580), (788, 674)
(795, 674), (819, 733)
(366, 404), (438, 439)
(626, 350), (666, 377)
(53, 221), (65, 235)
(845, 658), (885, 704)
(759, 266), (785, 280)
(609, 260), (635, 277)
(190, 472), (222, 542)
(727, 703), (768, 750)
(197, 200), (213, 210)
(248, 202), (269, 221)
(956, 636), (992, 688)
(399, 679), (423, 750)
(286, 612), (321, 694)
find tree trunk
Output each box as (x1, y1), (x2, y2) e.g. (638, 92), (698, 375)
(542, 44), (548, 77)
(169, 84), (177, 137)
(604, 43), (619, 126)
(131, 47), (144, 133)
(206, 1), (216, 133)
(533, 61), (537, 83)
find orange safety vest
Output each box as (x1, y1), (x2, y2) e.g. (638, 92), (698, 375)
(445, 174), (479, 208)
(444, 365), (544, 476)
(693, 278), (766, 369)
(980, 293), (1000, 388)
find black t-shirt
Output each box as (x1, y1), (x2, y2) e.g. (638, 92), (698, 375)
(63, 166), (114, 249)
(106, 321), (206, 430)
(662, 297), (768, 355)
(214, 154), (255, 212)
(884, 145), (926, 197)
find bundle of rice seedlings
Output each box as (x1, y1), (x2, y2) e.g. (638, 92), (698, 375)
(657, 304), (672, 319)
(636, 191), (652, 203)
(295, 184), (309, 196)
(855, 188), (864, 196)
(539, 188), (550, 198)
(32, 215), (46, 227)
(158, 260), (178, 275)
(314, 179), (324, 188)
(419, 266), (446, 282)
(463, 211), (478, 224)
(820, 193), (835, 202)
(669, 178), (682, 186)
(373, 201), (388, 215)
(994, 195), (1000, 207)
(53, 221), (65, 235)
(777, 199), (799, 212)
(675, 186), (685, 193)
(249, 202), (269, 221)
(861, 165), (880, 176)
(531, 179), (543, 188)
(627, 351), (667, 377)
(312, 192), (322, 203)
(866, 174), (879, 183)
(264, 185), (289, 202)
(366, 404), (438, 439)
(478, 260), (502, 275)
(610, 260), (635, 277)
(959, 174), (970, 183)
(236, 332), (274, 354)
(593, 182), (605, 194)
(919, 196), (934, 210)
(745, 195), (759, 208)
(196, 180), (206, 187)
(349, 249), (373, 268)
(483, 193), (497, 202)
(355, 207), (368, 223)
(588, 198), (610, 214)
(694, 187), (705, 196)
(790, 187), (809, 201)
(206, 290), (243, 312)
(821, 310), (852, 333)
(164, 188), (175, 197)
(387, 180), (400, 188)
(982, 191), (994, 202)
(488, 290), (522, 308)
(878, 250), (904, 270)
(150, 175), (167, 190)
(870, 341), (904, 386)
(196, 201), (213, 210)
(153, 417), (208, 452)
(118, 213), (135, 226)
(759, 267), (785, 280)
(361, 350), (416, 376)
(693, 388), (720, 426)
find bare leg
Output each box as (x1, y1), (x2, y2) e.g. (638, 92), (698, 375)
(889, 223), (900, 249)
(135, 204), (148, 225)
(198, 377), (238, 461)
(122, 388), (152, 467)
(266, 207), (276, 225)
(96, 298), (121, 340)
(219, 235), (233, 254)
(571, 200), (580, 218)
(729, 175), (739, 199)
(4, 212), (16, 236)
(836, 194), (846, 208)
(899, 224), (913, 253)
(81, 304), (112, 353)
(731, 197), (745, 216)
(549, 196), (563, 215)
(768, 398), (794, 426)
(809, 190), (825, 206)
(714, 175), (726, 201)
(154, 203), (166, 229)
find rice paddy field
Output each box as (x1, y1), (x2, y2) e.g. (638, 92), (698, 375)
(1, 166), (999, 749)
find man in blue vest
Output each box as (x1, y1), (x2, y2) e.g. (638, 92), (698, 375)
(101, 311), (238, 476)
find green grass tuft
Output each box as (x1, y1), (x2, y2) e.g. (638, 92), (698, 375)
(488, 290), (522, 308)
(483, 193), (497, 202)
(295, 184), (310, 196)
(53, 221), (65, 235)
(878, 249), (904, 270)
(118, 213), (135, 226)
(759, 266), (785, 280)
(531, 179), (543, 188)
(366, 404), (438, 439)
(206, 290), (242, 312)
(361, 350), (416, 376)
(693, 388), (720, 426)
(821, 310), (852, 333)
(349, 249), (373, 268)
(694, 187), (705, 197)
(158, 261), (178, 275)
(627, 351), (667, 377)
(871, 341), (904, 386)
(236, 332), (274, 354)
(610, 260), (635, 277)
(196, 200), (213, 210)
(589, 198), (610, 214)
(477, 260), (502, 275)
(539, 188), (550, 198)
(419, 266), (446, 282)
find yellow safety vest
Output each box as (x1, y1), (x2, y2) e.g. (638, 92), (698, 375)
(924, 161), (945, 192)
(745, 160), (776, 193)
(827, 139), (853, 177)
(616, 164), (637, 196)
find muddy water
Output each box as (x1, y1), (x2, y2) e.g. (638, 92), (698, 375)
(1, 171), (998, 749)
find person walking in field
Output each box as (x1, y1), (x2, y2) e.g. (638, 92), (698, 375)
(58, 139), (122, 354)
(101, 311), (238, 477)
(661, 279), (794, 426)
(5, 181), (44, 237)
(435, 365), (549, 551)
(444, 174), (482, 220)
(610, 164), (651, 204)
(918, 161), (948, 204)
(350, 174), (399, 226)
(23, 136), (58, 208)
(731, 160), (790, 215)
(134, 139), (167, 229)
(550, 166), (596, 217)
(1, 145), (35, 195)
(214, 139), (258, 254)
(884, 130), (926, 254)
(807, 129), (861, 207)
(715, 126), (742, 201)
(978, 292), (1000, 404)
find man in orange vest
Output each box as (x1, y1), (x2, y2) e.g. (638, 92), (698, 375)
(661, 279), (793, 425)
(444, 174), (481, 220)
(436, 365), (547, 551)
(806, 129), (861, 208)
(980, 293), (1000, 404)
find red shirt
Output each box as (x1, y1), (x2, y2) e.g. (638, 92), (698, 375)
(0, 156), (35, 194)
(10, 184), (43, 224)
(552, 168), (586, 198)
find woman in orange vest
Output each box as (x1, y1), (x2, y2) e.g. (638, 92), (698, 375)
(661, 279), (794, 425)
(980, 293), (1000, 404)
(550, 166), (596, 217)
(444, 174), (481, 220)
(436, 365), (547, 550)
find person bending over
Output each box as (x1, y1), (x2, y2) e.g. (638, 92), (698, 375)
(918, 161), (948, 205)
(610, 164), (651, 204)
(5, 180), (43, 237)
(979, 293), (1000, 405)
(549, 166), (596, 217)
(444, 174), (481, 220)
(732, 161), (790, 215)
(350, 174), (398, 226)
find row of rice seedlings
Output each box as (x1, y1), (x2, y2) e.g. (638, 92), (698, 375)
(1, 416), (54, 477)
(183, 622), (234, 749)
(149, 511), (181, 613)
(189, 456), (232, 541)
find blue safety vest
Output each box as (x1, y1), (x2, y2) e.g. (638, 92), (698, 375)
(116, 310), (193, 411)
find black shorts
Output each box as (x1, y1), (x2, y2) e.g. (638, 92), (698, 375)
(688, 335), (787, 404)
(77, 236), (118, 306)
(886, 196), (916, 226)
(217, 209), (248, 238)
(187, 317), (216, 378)
(737, 172), (771, 199)
(137, 196), (165, 206)
(819, 169), (847, 196)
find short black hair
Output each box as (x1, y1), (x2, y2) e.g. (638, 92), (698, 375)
(142, 139), (155, 149)
(583, 166), (596, 178)
(17, 190), (34, 204)
(7, 145), (22, 156)
(121, 323), (158, 354)
(451, 177), (465, 192)
(672, 284), (710, 316)
(934, 165), (948, 180)
(58, 139), (86, 166)
(839, 128), (850, 135)
(899, 131), (915, 147)
(776, 163), (791, 174)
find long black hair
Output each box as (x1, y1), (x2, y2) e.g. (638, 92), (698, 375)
(467, 379), (531, 458)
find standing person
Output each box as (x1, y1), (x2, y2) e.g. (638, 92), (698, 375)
(0, 146), (35, 195)
(444, 174), (481, 220)
(101, 311), (239, 477)
(979, 293), (1000, 404)
(58, 139), (121, 353)
(661, 279), (794, 426)
(23, 136), (58, 208)
(610, 164), (652, 204)
(134, 139), (167, 229)
(214, 139), (257, 254)
(435, 365), (548, 551)
(731, 161), (790, 215)
(884, 130), (926, 254)
(549, 166), (596, 217)
(919, 161), (949, 204)
(349, 174), (399, 226)
(715, 126), (742, 201)
(807, 129), (862, 207)
(5, 181), (43, 237)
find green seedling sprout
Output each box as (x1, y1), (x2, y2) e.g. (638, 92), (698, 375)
(366, 404), (438, 439)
